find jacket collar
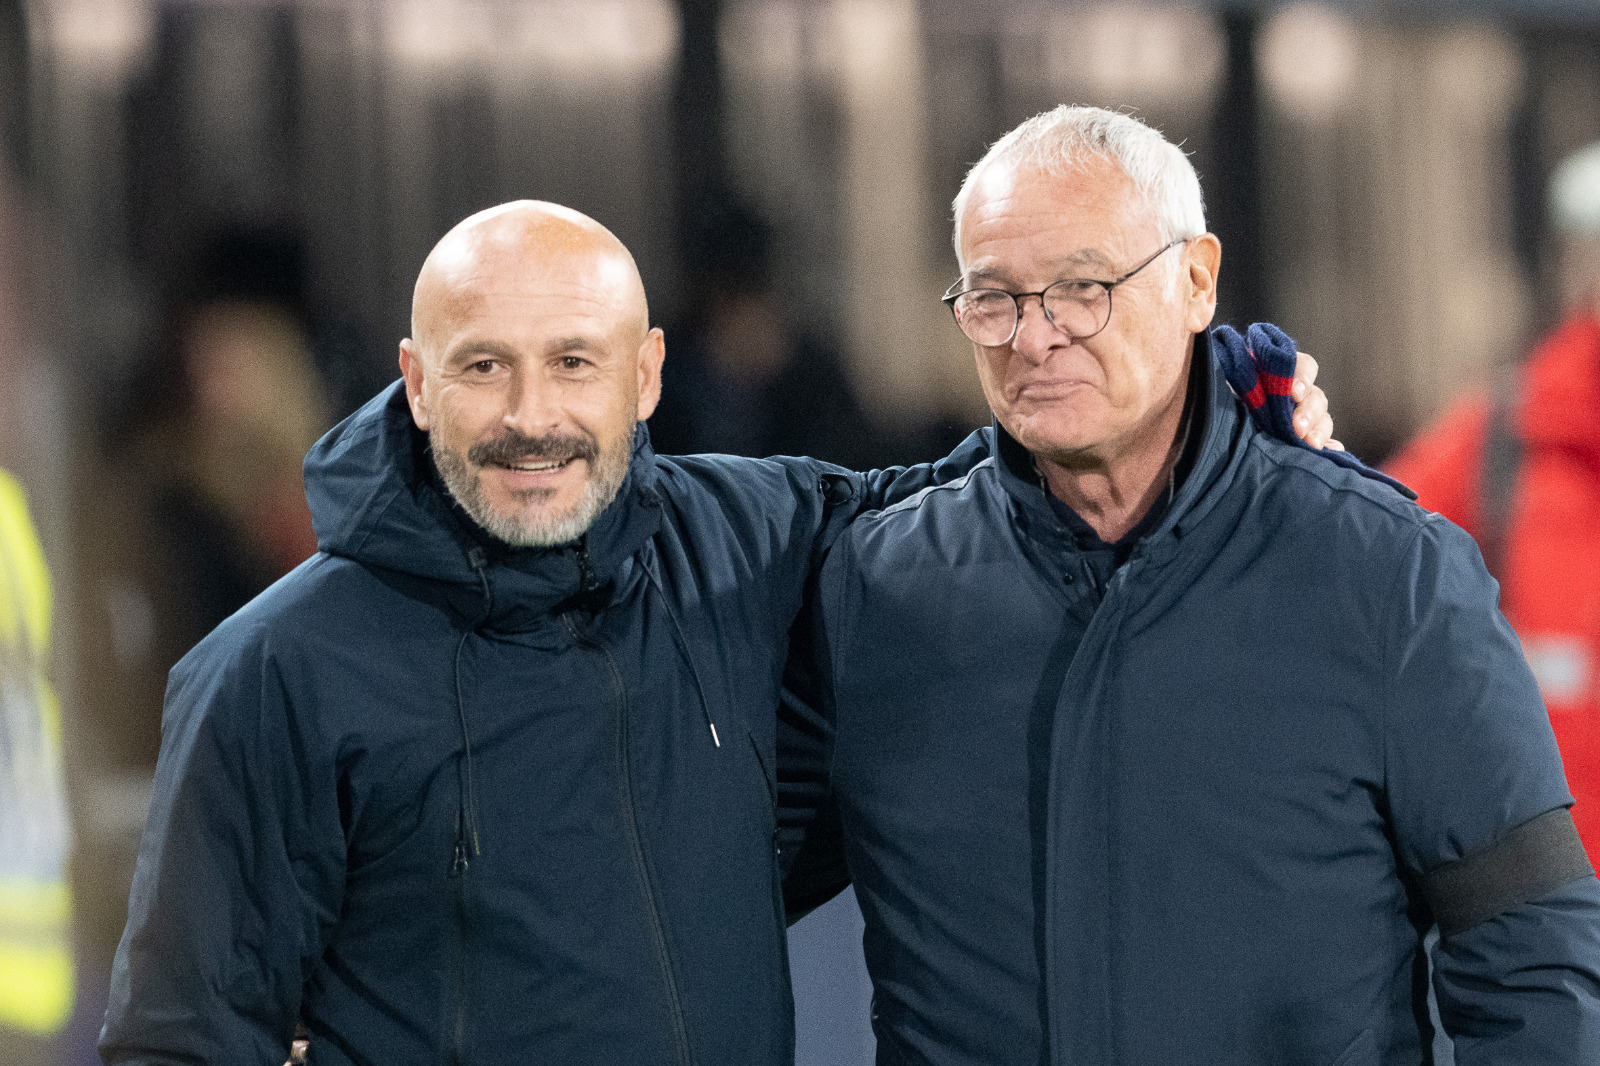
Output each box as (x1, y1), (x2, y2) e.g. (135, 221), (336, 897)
(304, 380), (662, 631)
(991, 331), (1249, 567)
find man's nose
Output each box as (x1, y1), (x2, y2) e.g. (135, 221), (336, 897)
(1010, 295), (1062, 362)
(502, 367), (562, 435)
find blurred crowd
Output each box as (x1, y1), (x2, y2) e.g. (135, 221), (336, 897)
(2, 1), (1600, 1064)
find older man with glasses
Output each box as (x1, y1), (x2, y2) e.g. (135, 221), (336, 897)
(789, 105), (1600, 1066)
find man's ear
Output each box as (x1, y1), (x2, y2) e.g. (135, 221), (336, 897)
(1182, 233), (1222, 335)
(635, 327), (666, 422)
(399, 339), (430, 431)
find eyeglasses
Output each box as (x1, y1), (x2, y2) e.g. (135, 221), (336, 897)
(941, 238), (1188, 347)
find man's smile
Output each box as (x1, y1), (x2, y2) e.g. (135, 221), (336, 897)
(500, 456), (571, 472)
(484, 455), (587, 492)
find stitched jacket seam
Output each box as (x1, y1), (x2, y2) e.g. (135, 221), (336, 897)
(1378, 520), (1430, 835)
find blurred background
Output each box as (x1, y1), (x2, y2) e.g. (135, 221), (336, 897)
(1, 0), (1599, 1062)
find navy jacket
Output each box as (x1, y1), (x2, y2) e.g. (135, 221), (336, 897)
(804, 346), (1600, 1066)
(100, 382), (978, 1066)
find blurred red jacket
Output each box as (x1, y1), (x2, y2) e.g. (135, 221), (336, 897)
(1387, 315), (1600, 859)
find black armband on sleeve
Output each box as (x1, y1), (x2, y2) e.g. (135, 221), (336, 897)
(1422, 808), (1595, 938)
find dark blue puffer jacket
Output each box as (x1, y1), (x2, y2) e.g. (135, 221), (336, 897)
(100, 381), (979, 1066)
(804, 343), (1600, 1066)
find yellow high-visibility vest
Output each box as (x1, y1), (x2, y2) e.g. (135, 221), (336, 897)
(0, 468), (73, 1035)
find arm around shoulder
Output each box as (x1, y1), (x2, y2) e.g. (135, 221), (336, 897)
(853, 427), (992, 513)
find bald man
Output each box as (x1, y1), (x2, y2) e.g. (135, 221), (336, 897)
(100, 202), (1331, 1066)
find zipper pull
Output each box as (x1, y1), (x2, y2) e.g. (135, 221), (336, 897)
(576, 547), (599, 594)
(451, 809), (472, 875)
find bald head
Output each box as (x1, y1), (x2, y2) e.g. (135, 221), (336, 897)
(411, 200), (650, 358)
(398, 201), (665, 548)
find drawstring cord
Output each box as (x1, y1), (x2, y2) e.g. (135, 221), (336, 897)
(452, 547), (493, 873)
(643, 557), (720, 748)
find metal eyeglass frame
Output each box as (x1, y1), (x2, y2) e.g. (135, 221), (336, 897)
(940, 238), (1189, 346)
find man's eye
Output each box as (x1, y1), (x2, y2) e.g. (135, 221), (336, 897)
(560, 356), (588, 371)
(469, 360), (498, 374)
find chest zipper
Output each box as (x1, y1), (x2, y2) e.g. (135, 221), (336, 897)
(563, 613), (694, 1066)
(446, 548), (492, 1065)
(448, 810), (472, 1066)
(1042, 553), (1145, 1066)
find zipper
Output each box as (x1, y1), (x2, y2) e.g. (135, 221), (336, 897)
(448, 546), (492, 1066)
(563, 614), (694, 1066)
(448, 826), (471, 1066)
(1043, 555), (1139, 1066)
(575, 545), (601, 598)
(1049, 550), (1152, 1062)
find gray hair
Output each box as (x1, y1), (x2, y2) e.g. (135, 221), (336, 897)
(951, 106), (1206, 259)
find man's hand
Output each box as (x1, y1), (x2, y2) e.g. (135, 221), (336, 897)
(1290, 352), (1342, 451)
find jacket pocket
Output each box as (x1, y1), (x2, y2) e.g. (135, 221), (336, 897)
(745, 730), (786, 930)
(745, 728), (778, 815)
(1324, 1028), (1376, 1066)
(870, 998), (915, 1066)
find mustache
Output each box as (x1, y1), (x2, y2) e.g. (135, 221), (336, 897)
(467, 429), (600, 467)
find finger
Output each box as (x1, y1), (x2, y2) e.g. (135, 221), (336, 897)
(1325, 439), (1345, 452)
(1291, 351), (1320, 401)
(1291, 384), (1330, 441)
(1307, 412), (1335, 448)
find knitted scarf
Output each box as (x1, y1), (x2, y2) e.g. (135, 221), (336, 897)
(1212, 323), (1416, 499)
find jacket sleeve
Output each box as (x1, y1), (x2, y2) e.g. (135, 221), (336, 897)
(852, 428), (992, 514)
(100, 629), (346, 1065)
(771, 430), (993, 918)
(776, 577), (849, 922)
(1381, 517), (1600, 1062)
(777, 511), (865, 921)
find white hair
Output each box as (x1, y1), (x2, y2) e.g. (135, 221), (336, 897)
(952, 106), (1206, 260)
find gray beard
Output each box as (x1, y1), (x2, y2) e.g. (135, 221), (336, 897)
(431, 424), (634, 548)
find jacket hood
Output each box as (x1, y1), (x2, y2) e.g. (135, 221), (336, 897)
(991, 331), (1247, 564)
(1517, 313), (1600, 459)
(303, 380), (662, 628)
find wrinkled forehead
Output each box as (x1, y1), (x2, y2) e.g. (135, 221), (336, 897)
(957, 157), (1156, 269)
